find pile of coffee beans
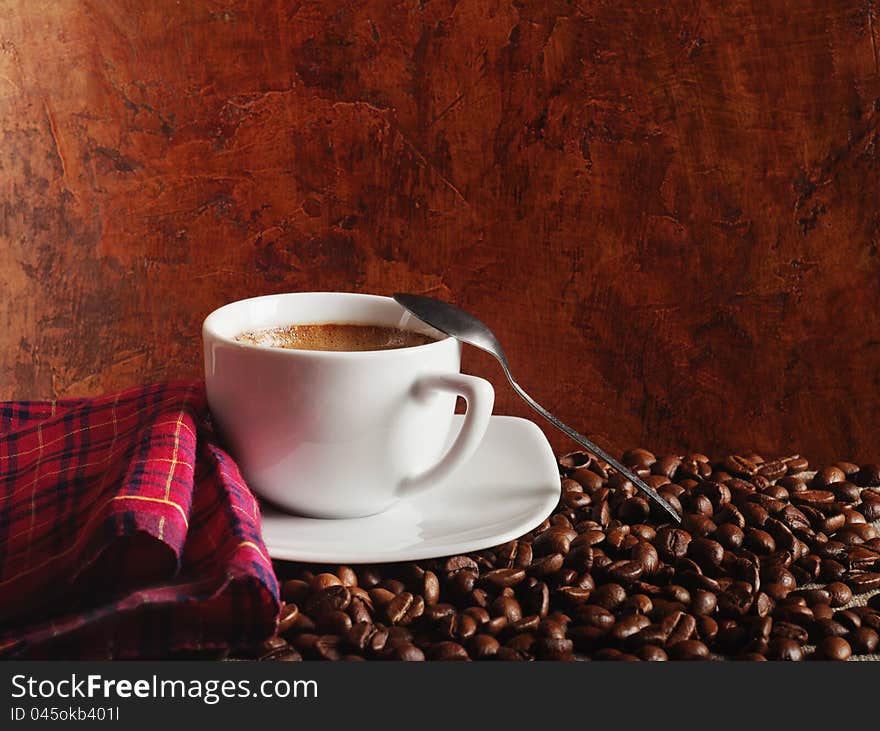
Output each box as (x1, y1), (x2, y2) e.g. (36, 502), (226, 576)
(247, 451), (880, 661)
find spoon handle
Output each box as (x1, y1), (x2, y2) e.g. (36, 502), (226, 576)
(506, 378), (682, 523)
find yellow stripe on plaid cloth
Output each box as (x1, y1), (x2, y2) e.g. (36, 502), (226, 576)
(235, 540), (270, 564)
(159, 415), (185, 541)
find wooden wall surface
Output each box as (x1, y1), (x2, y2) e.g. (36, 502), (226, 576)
(1, 1), (879, 460)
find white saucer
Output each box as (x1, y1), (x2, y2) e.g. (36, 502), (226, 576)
(260, 415), (560, 563)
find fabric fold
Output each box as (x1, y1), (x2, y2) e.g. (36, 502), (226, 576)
(0, 381), (280, 659)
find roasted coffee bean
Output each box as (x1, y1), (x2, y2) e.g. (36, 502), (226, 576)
(518, 581), (549, 618)
(535, 617), (566, 639)
(491, 596), (523, 623)
(355, 567), (382, 588)
(450, 570), (479, 595)
(688, 494), (715, 517)
(622, 448), (656, 469)
(764, 569), (797, 591)
(757, 460), (788, 480)
(770, 621), (809, 644)
(663, 584), (692, 605)
(258, 636), (291, 659)
(347, 597), (372, 625)
(856, 464), (880, 486)
(385, 592), (424, 626)
(694, 615), (718, 643)
(763, 583), (790, 601)
(480, 568), (526, 589)
(314, 635), (343, 661)
(812, 619), (849, 642)
(846, 572), (880, 594)
(605, 559), (643, 584)
(629, 541), (660, 575)
(690, 589), (717, 616)
(767, 638), (804, 661)
(665, 612), (697, 646)
(848, 627), (879, 654)
(815, 636), (851, 661)
(831, 481), (861, 503)
(813, 467), (846, 487)
(311, 573), (342, 591)
(784, 457), (809, 474)
(469, 634), (500, 660)
(591, 583), (628, 611)
(416, 570), (439, 606)
(818, 559), (847, 582)
(834, 461), (859, 476)
(528, 553), (565, 577)
(369, 587), (396, 608)
(744, 528), (775, 554)
(682, 514), (717, 538)
(790, 588), (831, 605)
(508, 615), (541, 635)
(555, 585), (591, 609)
(264, 647), (303, 662)
(423, 603), (455, 623)
(284, 611), (316, 635)
(668, 639), (709, 660)
(715, 523), (744, 550)
(630, 524), (657, 541)
(842, 523), (878, 541)
(651, 455), (681, 479)
(612, 614), (651, 641)
(277, 603), (300, 634)
(795, 490), (836, 508)
(318, 610), (352, 635)
(439, 612), (478, 641)
(497, 540), (533, 569)
(576, 604), (616, 629)
(306, 585), (351, 618)
(381, 643), (425, 661)
(637, 645), (668, 661)
(531, 637), (572, 660)
(621, 593), (653, 615)
(824, 581), (852, 607)
(834, 609), (861, 631)
(335, 566), (358, 588)
(462, 607), (491, 626)
(282, 579), (310, 604)
(689, 538), (724, 569)
(559, 451), (592, 474)
(618, 496), (652, 523)
(655, 527), (692, 561)
(533, 527), (576, 556)
(427, 641), (469, 661)
(346, 622), (377, 651)
(724, 455), (758, 477)
(847, 546), (880, 570)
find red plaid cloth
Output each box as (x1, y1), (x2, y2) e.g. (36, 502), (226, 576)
(0, 382), (280, 659)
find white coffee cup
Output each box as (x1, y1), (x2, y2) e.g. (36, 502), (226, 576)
(202, 292), (495, 518)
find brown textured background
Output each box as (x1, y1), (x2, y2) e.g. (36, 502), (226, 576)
(1, 0), (878, 461)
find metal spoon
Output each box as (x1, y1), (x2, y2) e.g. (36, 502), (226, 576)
(394, 293), (682, 523)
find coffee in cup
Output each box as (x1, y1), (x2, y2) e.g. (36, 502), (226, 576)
(234, 323), (437, 352)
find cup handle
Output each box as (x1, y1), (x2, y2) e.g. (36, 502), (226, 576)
(396, 373), (495, 498)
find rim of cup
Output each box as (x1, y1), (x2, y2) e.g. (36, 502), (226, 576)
(202, 291), (451, 358)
